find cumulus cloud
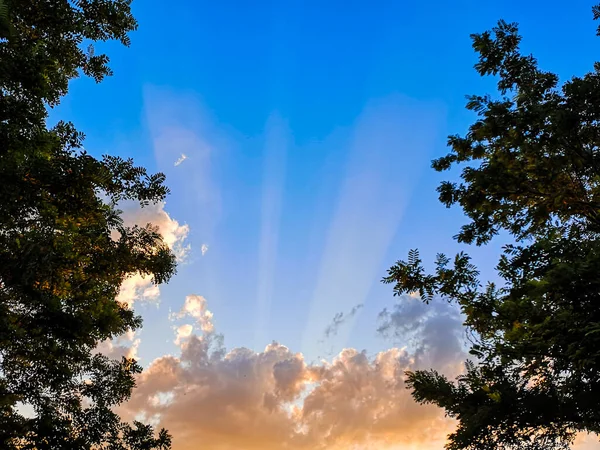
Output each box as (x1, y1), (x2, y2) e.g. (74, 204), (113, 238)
(121, 295), (464, 450)
(174, 324), (194, 347)
(95, 330), (141, 361)
(113, 201), (190, 308)
(118, 201), (190, 262)
(201, 243), (209, 256)
(171, 295), (215, 334)
(323, 304), (363, 339)
(573, 433), (600, 449)
(96, 202), (189, 360)
(116, 274), (160, 309)
(174, 153), (188, 167)
(377, 294), (467, 373)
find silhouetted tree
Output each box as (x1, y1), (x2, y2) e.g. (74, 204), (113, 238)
(384, 5), (600, 450)
(0, 1), (172, 448)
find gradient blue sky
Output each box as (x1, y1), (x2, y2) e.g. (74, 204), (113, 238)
(50, 2), (600, 447)
(54, 0), (600, 361)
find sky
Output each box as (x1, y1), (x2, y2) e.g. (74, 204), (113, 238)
(53, 1), (600, 449)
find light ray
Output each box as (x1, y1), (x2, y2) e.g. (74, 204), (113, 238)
(301, 95), (444, 358)
(254, 113), (288, 350)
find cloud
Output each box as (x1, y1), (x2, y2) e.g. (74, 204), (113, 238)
(573, 433), (600, 449)
(116, 274), (160, 309)
(174, 153), (188, 167)
(171, 295), (215, 334)
(95, 331), (141, 361)
(118, 201), (190, 262)
(113, 201), (190, 308)
(323, 304), (364, 339)
(96, 202), (189, 361)
(122, 296), (463, 450)
(174, 324), (194, 347)
(377, 294), (466, 373)
(375, 297), (600, 449)
(201, 243), (209, 256)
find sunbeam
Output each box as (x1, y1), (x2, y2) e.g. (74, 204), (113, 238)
(254, 113), (289, 350)
(301, 95), (443, 359)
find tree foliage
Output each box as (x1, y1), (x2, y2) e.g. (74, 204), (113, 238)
(384, 6), (600, 450)
(0, 1), (173, 448)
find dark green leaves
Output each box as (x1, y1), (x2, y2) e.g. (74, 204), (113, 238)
(383, 249), (479, 304)
(0, 1), (173, 448)
(385, 4), (600, 449)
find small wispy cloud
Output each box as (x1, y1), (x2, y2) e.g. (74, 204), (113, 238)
(201, 243), (209, 256)
(174, 153), (188, 167)
(144, 86), (222, 274)
(323, 304), (364, 339)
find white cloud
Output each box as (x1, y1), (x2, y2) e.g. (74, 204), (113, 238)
(117, 274), (160, 309)
(171, 295), (215, 334)
(174, 153), (188, 167)
(201, 243), (209, 256)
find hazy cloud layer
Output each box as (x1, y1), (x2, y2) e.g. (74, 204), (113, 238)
(121, 295), (464, 450)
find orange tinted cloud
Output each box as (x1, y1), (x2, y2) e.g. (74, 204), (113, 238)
(95, 330), (141, 361)
(122, 295), (463, 450)
(112, 200), (190, 309)
(96, 202), (189, 360)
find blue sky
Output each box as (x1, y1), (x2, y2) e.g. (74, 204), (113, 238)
(57, 0), (598, 369)
(52, 2), (600, 448)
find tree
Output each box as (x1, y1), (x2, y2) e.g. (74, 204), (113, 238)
(384, 5), (600, 450)
(1, 1), (173, 448)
